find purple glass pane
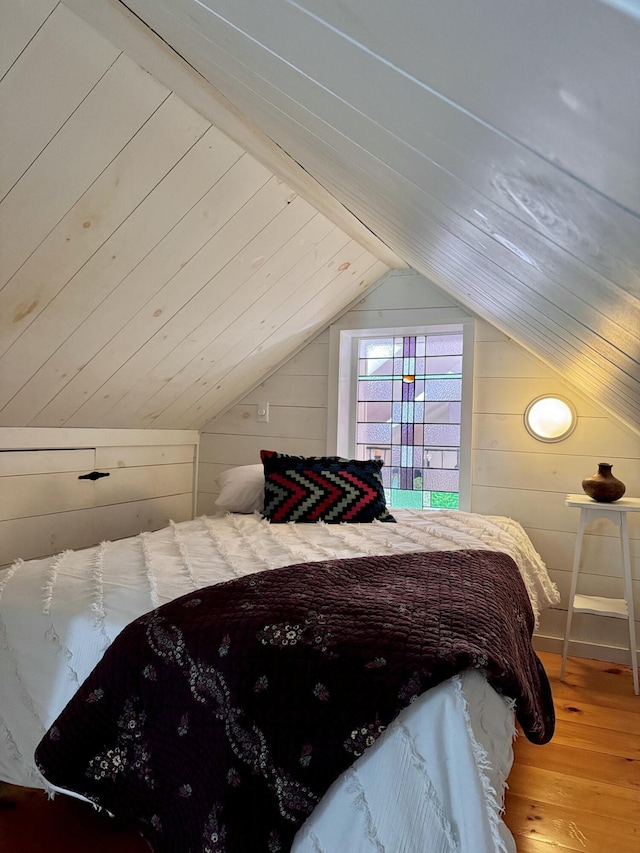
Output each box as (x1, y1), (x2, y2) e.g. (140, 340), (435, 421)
(357, 423), (392, 444)
(449, 402), (462, 421)
(426, 334), (463, 356)
(401, 423), (415, 445)
(424, 424), (461, 446)
(426, 355), (463, 375)
(360, 339), (394, 358)
(358, 379), (393, 401)
(402, 380), (415, 402)
(403, 337), (416, 358)
(358, 401), (392, 423)
(423, 469), (459, 491)
(424, 401), (459, 424)
(362, 358), (394, 377)
(425, 379), (462, 401)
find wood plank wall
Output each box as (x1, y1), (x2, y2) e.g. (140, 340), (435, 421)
(0, 428), (199, 568)
(199, 270), (640, 662)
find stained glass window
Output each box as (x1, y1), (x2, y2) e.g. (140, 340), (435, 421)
(355, 331), (463, 510)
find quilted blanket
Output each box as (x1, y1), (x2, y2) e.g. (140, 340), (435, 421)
(35, 549), (554, 853)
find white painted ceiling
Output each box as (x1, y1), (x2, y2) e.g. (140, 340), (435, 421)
(1, 0), (638, 434)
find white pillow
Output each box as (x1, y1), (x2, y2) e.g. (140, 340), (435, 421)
(214, 464), (265, 513)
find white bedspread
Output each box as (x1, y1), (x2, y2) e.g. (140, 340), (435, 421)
(0, 509), (559, 851)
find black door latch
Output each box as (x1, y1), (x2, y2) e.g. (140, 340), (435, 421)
(78, 471), (111, 481)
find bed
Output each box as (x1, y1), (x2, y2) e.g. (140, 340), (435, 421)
(0, 456), (560, 853)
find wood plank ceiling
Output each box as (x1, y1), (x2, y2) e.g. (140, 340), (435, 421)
(1, 0), (638, 435)
(0, 0), (393, 431)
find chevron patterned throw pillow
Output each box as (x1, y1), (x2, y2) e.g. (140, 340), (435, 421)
(260, 450), (396, 524)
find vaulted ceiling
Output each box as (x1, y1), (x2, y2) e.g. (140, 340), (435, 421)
(1, 0), (638, 434)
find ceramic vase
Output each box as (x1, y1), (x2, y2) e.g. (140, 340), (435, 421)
(581, 462), (626, 503)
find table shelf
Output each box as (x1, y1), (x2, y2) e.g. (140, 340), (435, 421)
(561, 494), (639, 695)
(573, 594), (628, 619)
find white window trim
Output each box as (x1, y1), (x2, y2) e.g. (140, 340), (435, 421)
(327, 308), (474, 512)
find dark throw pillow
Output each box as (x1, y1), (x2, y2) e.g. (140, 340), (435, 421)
(260, 450), (396, 524)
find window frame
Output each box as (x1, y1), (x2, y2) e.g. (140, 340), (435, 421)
(328, 310), (474, 512)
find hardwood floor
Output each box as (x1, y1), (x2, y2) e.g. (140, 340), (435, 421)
(1, 652), (638, 852)
(505, 651), (640, 852)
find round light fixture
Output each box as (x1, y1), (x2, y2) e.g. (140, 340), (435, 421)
(524, 395), (577, 442)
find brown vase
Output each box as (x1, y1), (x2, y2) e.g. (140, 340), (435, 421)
(581, 462), (626, 502)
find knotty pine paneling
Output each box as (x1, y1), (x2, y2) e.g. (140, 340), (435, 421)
(117, 198), (329, 427)
(62, 170), (291, 427)
(106, 0), (640, 432)
(177, 256), (387, 430)
(25, 140), (259, 427)
(0, 0), (58, 78)
(242, 374), (328, 409)
(209, 404), (326, 443)
(0, 54), (168, 295)
(476, 412), (638, 456)
(0, 3), (117, 198)
(5, 0), (636, 439)
(0, 2), (389, 433)
(0, 95), (210, 420)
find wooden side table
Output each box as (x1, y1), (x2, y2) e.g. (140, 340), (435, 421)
(561, 494), (639, 694)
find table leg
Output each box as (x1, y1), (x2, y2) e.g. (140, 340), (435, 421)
(561, 509), (587, 681)
(620, 514), (639, 695)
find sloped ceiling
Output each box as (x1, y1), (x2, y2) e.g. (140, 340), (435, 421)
(0, 0), (393, 432)
(1, 0), (638, 435)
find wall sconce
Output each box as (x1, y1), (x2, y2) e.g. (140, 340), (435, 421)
(524, 395), (577, 442)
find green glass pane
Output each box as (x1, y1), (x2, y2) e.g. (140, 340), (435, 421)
(430, 491), (459, 509)
(388, 488), (423, 509)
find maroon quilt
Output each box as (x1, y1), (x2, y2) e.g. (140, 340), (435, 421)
(35, 549), (554, 852)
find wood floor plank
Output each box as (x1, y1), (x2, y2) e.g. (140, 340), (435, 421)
(553, 696), (640, 733)
(545, 717), (640, 759)
(513, 737), (640, 790)
(506, 763), (640, 824)
(505, 794), (640, 852)
(505, 651), (640, 852)
(538, 650), (639, 699)
(549, 675), (640, 714)
(510, 836), (585, 853)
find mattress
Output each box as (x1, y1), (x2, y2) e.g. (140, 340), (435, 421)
(0, 508), (560, 851)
